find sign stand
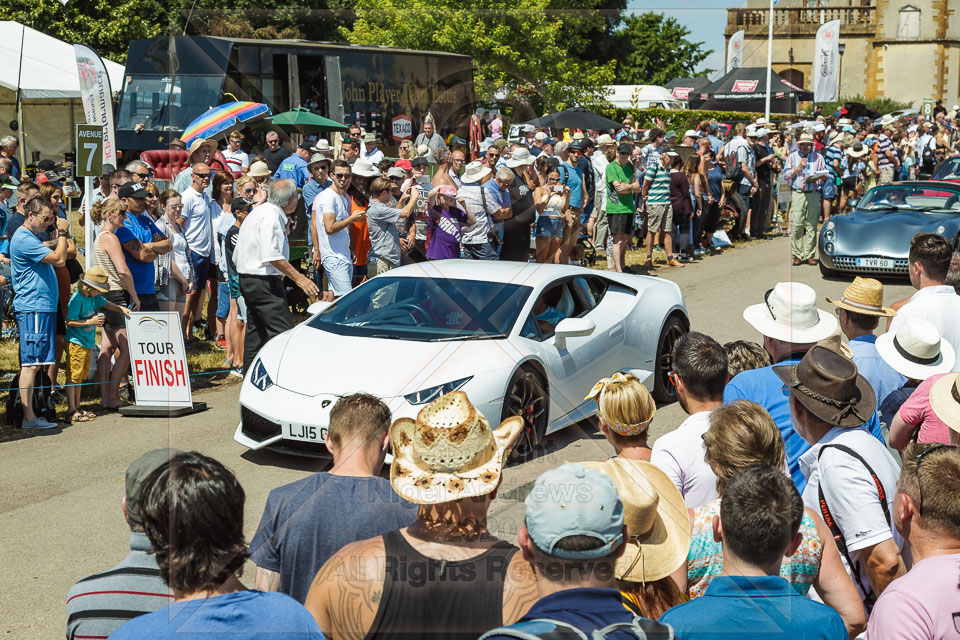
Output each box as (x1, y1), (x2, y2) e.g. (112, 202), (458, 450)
(119, 311), (207, 417)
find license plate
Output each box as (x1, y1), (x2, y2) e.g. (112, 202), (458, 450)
(856, 257), (893, 269)
(282, 423), (327, 442)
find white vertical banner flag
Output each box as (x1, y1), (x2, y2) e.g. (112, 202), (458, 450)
(727, 30), (745, 73)
(814, 20), (841, 103)
(74, 44), (118, 166)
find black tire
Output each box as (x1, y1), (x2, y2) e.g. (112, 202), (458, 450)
(819, 260), (838, 278)
(502, 366), (548, 463)
(652, 315), (687, 404)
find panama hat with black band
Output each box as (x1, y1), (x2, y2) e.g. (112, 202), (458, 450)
(876, 317), (956, 381)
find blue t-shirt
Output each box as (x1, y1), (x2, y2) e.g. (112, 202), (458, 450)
(66, 290), (108, 349)
(107, 590), (325, 639)
(848, 335), (906, 412)
(274, 154), (311, 188)
(10, 226), (56, 312)
(483, 588), (646, 640)
(116, 212), (163, 295)
(724, 359), (884, 492)
(660, 576), (846, 639)
(249, 473), (417, 604)
(483, 177), (511, 209)
(559, 160), (583, 208)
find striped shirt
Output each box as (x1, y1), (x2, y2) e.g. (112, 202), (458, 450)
(66, 532), (173, 640)
(823, 143), (844, 178)
(782, 150), (827, 192)
(875, 134), (896, 168)
(643, 162), (671, 204)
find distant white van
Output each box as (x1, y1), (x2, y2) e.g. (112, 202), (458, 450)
(606, 85), (685, 110)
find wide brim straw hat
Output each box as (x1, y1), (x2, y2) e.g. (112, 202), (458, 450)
(389, 391), (523, 504)
(507, 148), (536, 168)
(826, 277), (895, 317)
(743, 282), (837, 344)
(581, 458), (690, 583)
(876, 317), (956, 381)
(351, 160), (382, 177)
(186, 137), (217, 157)
(247, 161), (271, 177)
(930, 373), (960, 432)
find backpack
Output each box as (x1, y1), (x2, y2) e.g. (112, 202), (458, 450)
(479, 616), (674, 640)
(722, 144), (744, 183)
(6, 369), (57, 426)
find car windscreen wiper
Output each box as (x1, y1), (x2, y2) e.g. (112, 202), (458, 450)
(430, 333), (505, 342)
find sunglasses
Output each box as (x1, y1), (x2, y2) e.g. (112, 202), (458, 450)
(193, 173), (211, 179)
(333, 173), (352, 180)
(487, 153), (500, 159)
(136, 172), (152, 179)
(267, 139), (280, 145)
(243, 187), (257, 194)
(916, 444), (956, 515)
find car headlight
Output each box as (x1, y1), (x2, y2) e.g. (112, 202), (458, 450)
(823, 229), (835, 241)
(825, 220), (835, 230)
(824, 242), (835, 255)
(249, 359), (273, 392)
(937, 225), (946, 234)
(404, 376), (473, 405)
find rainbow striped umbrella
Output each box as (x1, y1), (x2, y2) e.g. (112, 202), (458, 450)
(180, 101), (272, 147)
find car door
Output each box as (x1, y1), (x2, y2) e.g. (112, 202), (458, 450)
(521, 277), (624, 431)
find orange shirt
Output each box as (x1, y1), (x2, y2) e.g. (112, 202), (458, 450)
(349, 196), (370, 267)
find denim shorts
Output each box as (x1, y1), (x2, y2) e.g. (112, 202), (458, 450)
(189, 252), (216, 290)
(322, 257), (354, 297)
(216, 279), (230, 319)
(535, 216), (563, 238)
(821, 179), (837, 200)
(16, 311), (56, 366)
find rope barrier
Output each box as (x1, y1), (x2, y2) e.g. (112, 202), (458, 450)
(4, 367), (241, 392)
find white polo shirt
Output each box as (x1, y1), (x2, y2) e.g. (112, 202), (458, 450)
(180, 186), (213, 258)
(650, 411), (719, 509)
(235, 202), (288, 277)
(889, 285), (960, 372)
(312, 187), (352, 262)
(799, 425), (904, 601)
(458, 182), (498, 245)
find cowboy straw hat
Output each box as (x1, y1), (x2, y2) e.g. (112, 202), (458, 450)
(389, 392), (523, 504)
(826, 277), (895, 317)
(774, 345), (876, 427)
(930, 373), (960, 431)
(743, 282), (838, 344)
(460, 160), (491, 184)
(876, 317), (956, 381)
(247, 161), (271, 178)
(507, 147), (536, 168)
(351, 160), (382, 177)
(186, 137), (217, 157)
(798, 132), (815, 144)
(581, 458), (690, 583)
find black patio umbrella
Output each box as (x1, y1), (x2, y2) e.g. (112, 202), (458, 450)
(522, 107), (621, 131)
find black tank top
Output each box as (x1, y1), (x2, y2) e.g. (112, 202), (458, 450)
(501, 169), (536, 262)
(363, 529), (518, 640)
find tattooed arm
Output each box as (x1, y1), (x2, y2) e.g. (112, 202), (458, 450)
(304, 537), (386, 640)
(253, 566), (280, 592)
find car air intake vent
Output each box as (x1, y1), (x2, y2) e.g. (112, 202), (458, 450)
(240, 406), (281, 442)
(832, 256), (909, 273)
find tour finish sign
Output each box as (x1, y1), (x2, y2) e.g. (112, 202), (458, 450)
(126, 312), (193, 408)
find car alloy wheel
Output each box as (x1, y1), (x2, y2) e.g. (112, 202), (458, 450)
(653, 316), (686, 404)
(503, 366), (548, 462)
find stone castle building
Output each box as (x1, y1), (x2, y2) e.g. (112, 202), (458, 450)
(724, 0), (959, 106)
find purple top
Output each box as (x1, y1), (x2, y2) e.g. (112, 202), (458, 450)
(426, 205), (468, 260)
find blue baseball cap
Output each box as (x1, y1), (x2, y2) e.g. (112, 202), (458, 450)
(525, 463), (624, 559)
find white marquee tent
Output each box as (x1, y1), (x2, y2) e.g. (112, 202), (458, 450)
(0, 21), (125, 163)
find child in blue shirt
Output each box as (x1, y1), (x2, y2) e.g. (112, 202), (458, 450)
(65, 267), (130, 423)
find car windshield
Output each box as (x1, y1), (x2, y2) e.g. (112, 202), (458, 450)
(859, 185), (960, 212)
(932, 157), (960, 181)
(116, 75), (225, 132)
(307, 277), (533, 341)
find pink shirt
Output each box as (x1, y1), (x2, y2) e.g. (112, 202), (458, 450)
(897, 373), (952, 445)
(867, 554), (960, 640)
(489, 117), (502, 140)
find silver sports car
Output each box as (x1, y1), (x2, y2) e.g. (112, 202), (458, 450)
(818, 181), (960, 278)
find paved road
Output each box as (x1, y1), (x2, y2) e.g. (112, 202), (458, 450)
(0, 236), (915, 638)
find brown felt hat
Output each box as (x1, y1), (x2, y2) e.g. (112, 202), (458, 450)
(774, 345), (876, 427)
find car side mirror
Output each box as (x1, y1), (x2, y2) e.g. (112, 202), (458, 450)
(845, 198), (859, 211)
(554, 317), (596, 349)
(307, 300), (333, 316)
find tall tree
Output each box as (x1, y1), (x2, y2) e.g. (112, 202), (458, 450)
(343, 0), (617, 112)
(614, 12), (711, 85)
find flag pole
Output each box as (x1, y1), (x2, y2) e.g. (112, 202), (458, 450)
(764, 0), (774, 121)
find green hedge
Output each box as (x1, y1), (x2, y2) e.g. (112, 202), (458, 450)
(614, 108), (792, 133)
